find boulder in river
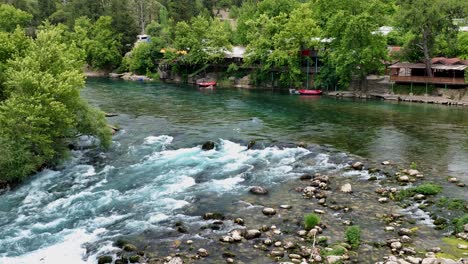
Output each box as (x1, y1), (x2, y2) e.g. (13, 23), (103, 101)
(249, 186), (268, 195)
(352, 162), (364, 170)
(198, 248), (209, 257)
(247, 140), (256, 150)
(244, 229), (261, 239)
(97, 256), (113, 264)
(201, 141), (215, 150)
(262, 207), (277, 216)
(203, 212), (225, 220)
(340, 183), (353, 193)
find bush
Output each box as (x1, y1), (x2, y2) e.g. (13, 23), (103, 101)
(304, 213), (321, 230)
(453, 214), (468, 233)
(395, 183), (442, 201)
(345, 226), (361, 249)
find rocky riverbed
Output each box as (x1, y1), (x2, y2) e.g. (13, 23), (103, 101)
(95, 143), (468, 264)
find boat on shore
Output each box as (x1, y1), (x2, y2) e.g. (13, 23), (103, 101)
(198, 81), (217, 88)
(298, 89), (322, 95)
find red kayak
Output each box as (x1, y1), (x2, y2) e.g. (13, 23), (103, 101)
(298, 89), (322, 95)
(198, 81), (216, 87)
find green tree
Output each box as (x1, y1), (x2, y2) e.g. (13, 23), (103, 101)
(315, 0), (388, 88)
(73, 16), (122, 70)
(0, 26), (111, 182)
(244, 3), (320, 86)
(0, 3), (32, 32)
(124, 42), (157, 74)
(397, 0), (467, 77)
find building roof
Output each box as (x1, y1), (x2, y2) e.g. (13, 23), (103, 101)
(224, 46), (246, 59)
(389, 62), (467, 71)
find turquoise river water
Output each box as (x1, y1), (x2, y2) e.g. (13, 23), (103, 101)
(0, 79), (467, 263)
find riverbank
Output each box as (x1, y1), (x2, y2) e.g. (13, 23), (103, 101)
(328, 91), (468, 107)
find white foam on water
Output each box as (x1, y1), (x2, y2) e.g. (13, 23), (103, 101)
(144, 135), (173, 146)
(203, 174), (245, 193)
(0, 228), (104, 264)
(148, 213), (170, 223)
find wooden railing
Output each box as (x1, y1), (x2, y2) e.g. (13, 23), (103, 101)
(390, 75), (466, 85)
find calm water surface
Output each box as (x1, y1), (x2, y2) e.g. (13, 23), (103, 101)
(0, 79), (466, 263)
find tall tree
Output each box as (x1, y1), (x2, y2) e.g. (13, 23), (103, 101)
(0, 3), (32, 32)
(0, 25), (111, 181)
(397, 0), (467, 77)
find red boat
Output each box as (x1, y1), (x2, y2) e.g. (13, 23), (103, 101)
(298, 89), (322, 95)
(198, 81), (217, 88)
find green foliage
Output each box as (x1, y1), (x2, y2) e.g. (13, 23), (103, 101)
(453, 215), (468, 233)
(304, 213), (321, 230)
(0, 3), (32, 32)
(172, 15), (231, 66)
(125, 42), (157, 75)
(244, 3), (321, 87)
(319, 0), (388, 88)
(437, 197), (467, 211)
(458, 32), (468, 59)
(410, 162), (417, 170)
(345, 226), (361, 249)
(322, 245), (346, 257)
(0, 25), (111, 182)
(395, 183), (443, 201)
(73, 16), (122, 70)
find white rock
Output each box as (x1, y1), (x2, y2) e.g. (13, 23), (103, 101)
(407, 169), (419, 176)
(398, 176), (410, 182)
(297, 230), (307, 236)
(186, 240), (193, 245)
(231, 232), (242, 242)
(382, 161), (391, 165)
(326, 255), (342, 264)
(288, 254), (301, 259)
(166, 257), (183, 264)
(448, 177), (459, 183)
(280, 204), (292, 209)
(198, 248), (209, 257)
(385, 226), (395, 232)
(352, 162), (364, 170)
(220, 236), (234, 243)
(379, 197), (389, 203)
(314, 209), (325, 214)
(262, 207), (277, 216)
(341, 183), (353, 193)
(226, 258), (234, 263)
(391, 241), (402, 250)
(274, 241), (282, 247)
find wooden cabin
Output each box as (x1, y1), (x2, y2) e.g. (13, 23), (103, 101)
(389, 58), (468, 87)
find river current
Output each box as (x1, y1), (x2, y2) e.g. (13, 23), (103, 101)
(0, 79), (467, 263)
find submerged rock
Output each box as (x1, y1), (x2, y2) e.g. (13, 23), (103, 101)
(201, 141), (215, 150)
(97, 256), (113, 264)
(262, 207), (277, 216)
(250, 186), (268, 195)
(198, 248), (209, 257)
(166, 257), (183, 264)
(245, 229), (261, 239)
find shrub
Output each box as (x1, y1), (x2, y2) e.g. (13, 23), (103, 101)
(304, 213), (321, 230)
(410, 162), (417, 170)
(345, 226), (361, 249)
(453, 214), (468, 233)
(395, 183), (442, 201)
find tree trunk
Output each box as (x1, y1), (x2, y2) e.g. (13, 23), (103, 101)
(423, 29), (433, 78)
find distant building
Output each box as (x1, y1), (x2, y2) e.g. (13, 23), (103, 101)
(389, 57), (468, 87)
(136, 35), (151, 43)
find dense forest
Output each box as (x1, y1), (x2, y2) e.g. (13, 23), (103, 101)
(0, 0), (467, 182)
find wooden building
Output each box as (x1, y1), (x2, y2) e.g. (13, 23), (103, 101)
(389, 58), (468, 87)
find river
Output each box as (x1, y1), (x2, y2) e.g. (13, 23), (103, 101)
(0, 79), (467, 263)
